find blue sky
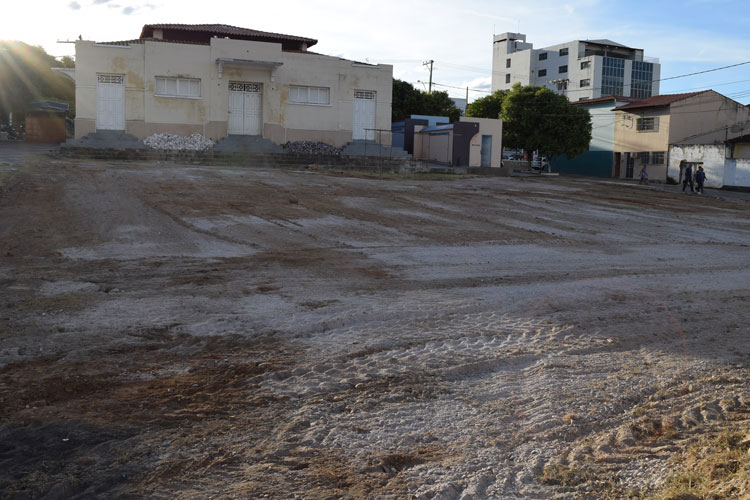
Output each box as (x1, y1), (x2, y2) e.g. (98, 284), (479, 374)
(7, 0), (750, 103)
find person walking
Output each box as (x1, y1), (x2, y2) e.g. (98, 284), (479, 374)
(639, 165), (649, 185)
(695, 166), (706, 194)
(682, 164), (694, 193)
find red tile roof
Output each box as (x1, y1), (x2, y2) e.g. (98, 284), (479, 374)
(614, 91), (709, 111)
(140, 24), (317, 48)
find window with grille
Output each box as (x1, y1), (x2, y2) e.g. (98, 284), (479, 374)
(559, 48), (569, 56)
(506, 58), (511, 68)
(651, 152), (665, 164)
(289, 85), (330, 105)
(559, 65), (568, 73)
(354, 90), (375, 100)
(580, 61), (590, 70)
(505, 74), (511, 83)
(637, 117), (659, 132)
(155, 77), (200, 98)
(539, 52), (547, 61)
(538, 69), (547, 77)
(580, 79), (590, 87)
(638, 152), (650, 163)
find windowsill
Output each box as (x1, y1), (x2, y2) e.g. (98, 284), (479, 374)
(154, 94), (202, 100)
(287, 102), (332, 107)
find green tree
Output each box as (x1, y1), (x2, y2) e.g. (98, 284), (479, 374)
(501, 83), (591, 169)
(391, 79), (461, 122)
(0, 41), (75, 123)
(421, 90), (461, 122)
(56, 55), (75, 68)
(466, 90), (506, 119)
(392, 78), (423, 122)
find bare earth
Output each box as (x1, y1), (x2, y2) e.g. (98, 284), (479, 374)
(1, 158), (749, 499)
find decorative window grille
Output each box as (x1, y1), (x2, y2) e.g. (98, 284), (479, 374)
(288, 86), (330, 105)
(229, 82), (261, 93)
(98, 74), (123, 84)
(354, 91), (375, 100)
(155, 77), (201, 98)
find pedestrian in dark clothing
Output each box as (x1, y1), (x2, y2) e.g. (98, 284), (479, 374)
(639, 165), (649, 185)
(695, 166), (706, 194)
(682, 164), (694, 193)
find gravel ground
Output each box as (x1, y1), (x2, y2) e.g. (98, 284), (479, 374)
(0, 159), (749, 499)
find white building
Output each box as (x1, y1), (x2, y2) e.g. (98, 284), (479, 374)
(73, 24), (393, 146)
(491, 33), (660, 101)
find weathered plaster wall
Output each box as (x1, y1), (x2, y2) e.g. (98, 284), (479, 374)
(668, 144), (726, 188)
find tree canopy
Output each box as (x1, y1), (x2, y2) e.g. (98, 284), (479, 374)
(465, 90), (507, 120)
(392, 79), (461, 123)
(0, 41), (75, 123)
(501, 83), (591, 164)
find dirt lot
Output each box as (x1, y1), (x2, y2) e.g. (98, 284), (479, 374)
(1, 158), (749, 499)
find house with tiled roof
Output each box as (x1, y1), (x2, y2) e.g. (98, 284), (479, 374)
(72, 24), (393, 147)
(612, 90), (750, 184)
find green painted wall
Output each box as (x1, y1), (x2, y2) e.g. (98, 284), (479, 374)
(552, 151), (613, 178)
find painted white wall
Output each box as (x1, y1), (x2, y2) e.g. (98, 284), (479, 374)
(668, 144), (727, 188)
(724, 158), (750, 187)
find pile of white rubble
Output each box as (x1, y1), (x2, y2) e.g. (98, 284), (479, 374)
(143, 133), (215, 151)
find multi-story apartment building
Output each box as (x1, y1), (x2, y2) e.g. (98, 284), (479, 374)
(491, 33), (660, 101)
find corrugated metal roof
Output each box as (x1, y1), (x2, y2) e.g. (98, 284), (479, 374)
(614, 91), (709, 111)
(140, 24), (317, 47)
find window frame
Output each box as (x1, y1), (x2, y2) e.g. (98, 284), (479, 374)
(580, 79), (591, 87)
(636, 116), (659, 132)
(506, 58), (511, 68)
(155, 76), (201, 99)
(288, 85), (331, 106)
(559, 47), (569, 56)
(580, 61), (591, 70)
(505, 74), (511, 84)
(538, 69), (547, 77)
(559, 65), (568, 74)
(539, 52), (548, 61)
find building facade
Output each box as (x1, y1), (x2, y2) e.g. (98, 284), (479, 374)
(491, 33), (660, 101)
(74, 24), (393, 147)
(613, 90), (750, 183)
(551, 96), (638, 177)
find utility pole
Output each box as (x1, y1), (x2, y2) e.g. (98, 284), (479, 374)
(423, 60), (434, 93)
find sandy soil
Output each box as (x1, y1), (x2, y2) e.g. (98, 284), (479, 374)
(1, 159), (749, 499)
